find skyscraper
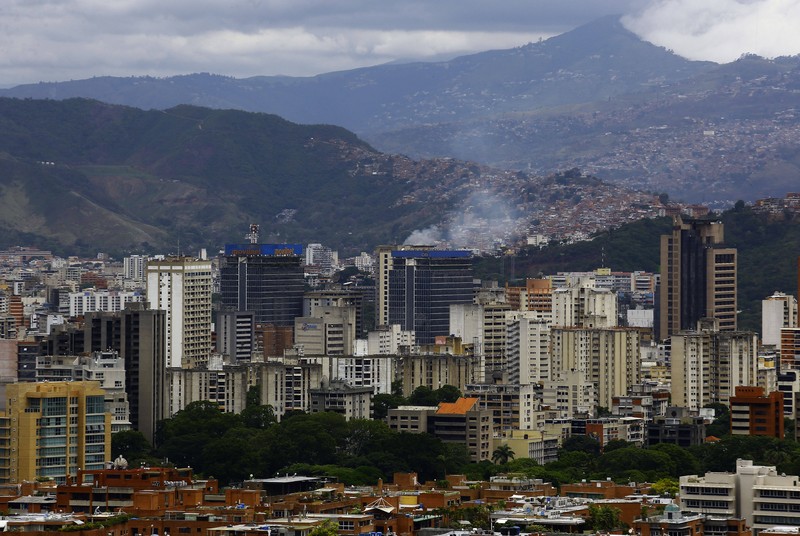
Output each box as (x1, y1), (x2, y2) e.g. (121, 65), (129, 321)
(659, 216), (737, 339)
(387, 249), (474, 344)
(375, 244), (435, 327)
(145, 256), (212, 369)
(219, 244), (304, 327)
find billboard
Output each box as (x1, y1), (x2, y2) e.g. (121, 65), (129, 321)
(224, 244), (303, 256)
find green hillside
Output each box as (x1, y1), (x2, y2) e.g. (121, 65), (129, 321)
(477, 208), (800, 333)
(0, 98), (440, 255)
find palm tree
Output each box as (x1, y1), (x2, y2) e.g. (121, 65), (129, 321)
(491, 444), (515, 465)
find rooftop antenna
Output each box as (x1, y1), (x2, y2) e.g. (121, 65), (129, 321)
(245, 224), (259, 244)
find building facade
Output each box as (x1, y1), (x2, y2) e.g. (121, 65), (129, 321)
(659, 216), (737, 339)
(387, 249), (474, 345)
(145, 257), (212, 369)
(0, 381), (111, 484)
(219, 244), (304, 327)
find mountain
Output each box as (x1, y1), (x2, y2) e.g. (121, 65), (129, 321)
(0, 16), (712, 136)
(8, 16), (797, 205)
(0, 98), (656, 256)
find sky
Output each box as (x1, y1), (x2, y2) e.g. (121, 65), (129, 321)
(1, 0), (799, 87)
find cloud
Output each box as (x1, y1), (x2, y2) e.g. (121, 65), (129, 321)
(623, 0), (800, 63)
(1, 0), (798, 87)
(0, 0), (636, 85)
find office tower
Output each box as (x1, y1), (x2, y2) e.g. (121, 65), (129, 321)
(294, 306), (356, 356)
(387, 249), (474, 344)
(375, 244), (435, 327)
(304, 288), (365, 338)
(145, 256), (212, 369)
(216, 309), (255, 362)
(659, 216), (738, 339)
(762, 291), (797, 347)
(0, 381), (111, 484)
(219, 244), (304, 326)
(671, 319), (758, 410)
(85, 304), (167, 444)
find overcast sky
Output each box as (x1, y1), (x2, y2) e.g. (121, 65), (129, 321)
(1, 0), (799, 87)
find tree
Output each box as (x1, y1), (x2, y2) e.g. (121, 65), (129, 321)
(111, 430), (154, 466)
(435, 385), (462, 403)
(240, 404), (276, 429)
(308, 519), (339, 536)
(650, 477), (679, 497)
(491, 444), (516, 465)
(603, 439), (630, 453)
(372, 392), (405, 420)
(561, 435), (601, 456)
(408, 386), (439, 406)
(588, 504), (623, 532)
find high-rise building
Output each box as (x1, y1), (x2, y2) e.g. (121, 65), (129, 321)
(219, 244), (304, 327)
(506, 311), (551, 385)
(145, 256), (212, 369)
(0, 381), (111, 484)
(216, 309), (255, 362)
(659, 216), (737, 339)
(550, 327), (641, 410)
(762, 291), (797, 347)
(671, 318), (758, 410)
(123, 255), (148, 284)
(387, 249), (474, 344)
(294, 306), (356, 356)
(375, 245), (435, 327)
(84, 303), (168, 443)
(552, 278), (617, 328)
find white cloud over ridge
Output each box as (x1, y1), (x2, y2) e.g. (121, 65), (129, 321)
(0, 0), (799, 87)
(623, 0), (800, 63)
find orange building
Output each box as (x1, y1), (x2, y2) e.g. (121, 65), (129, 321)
(561, 480), (650, 500)
(729, 385), (784, 437)
(506, 278), (553, 312)
(258, 324), (293, 357)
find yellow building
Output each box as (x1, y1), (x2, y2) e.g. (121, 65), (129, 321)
(0, 381), (111, 484)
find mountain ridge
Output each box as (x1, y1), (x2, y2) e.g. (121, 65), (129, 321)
(0, 97), (656, 256)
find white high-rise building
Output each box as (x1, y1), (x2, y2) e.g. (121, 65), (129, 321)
(145, 257), (212, 369)
(124, 255), (148, 283)
(365, 324), (415, 355)
(762, 291), (797, 346)
(506, 311), (551, 385)
(68, 289), (144, 317)
(552, 278), (617, 328)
